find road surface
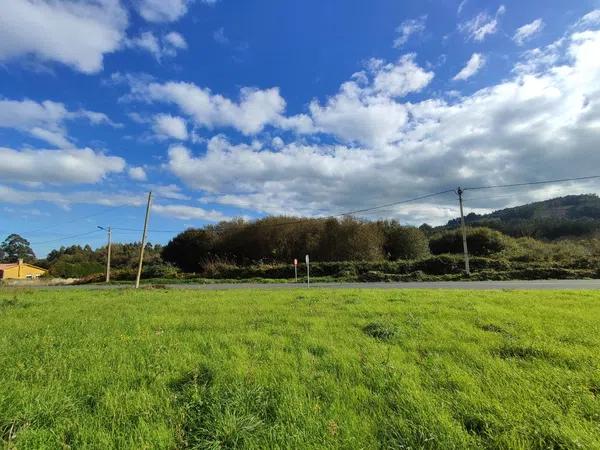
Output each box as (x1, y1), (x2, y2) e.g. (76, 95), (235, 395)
(12, 279), (600, 290)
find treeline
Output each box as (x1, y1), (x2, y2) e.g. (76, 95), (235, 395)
(161, 217), (431, 272)
(443, 194), (600, 240)
(40, 243), (163, 278)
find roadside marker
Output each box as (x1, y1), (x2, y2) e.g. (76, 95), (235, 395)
(293, 258), (298, 283)
(305, 254), (310, 287)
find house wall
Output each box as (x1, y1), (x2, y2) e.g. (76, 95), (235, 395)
(1, 263), (46, 279)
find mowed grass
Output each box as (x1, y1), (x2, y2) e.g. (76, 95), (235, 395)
(1, 288), (600, 449)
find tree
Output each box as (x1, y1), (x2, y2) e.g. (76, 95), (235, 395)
(1, 234), (35, 263)
(429, 227), (509, 257)
(381, 221), (430, 260)
(162, 228), (217, 272)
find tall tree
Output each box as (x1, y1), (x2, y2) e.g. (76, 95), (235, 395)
(1, 234), (36, 263)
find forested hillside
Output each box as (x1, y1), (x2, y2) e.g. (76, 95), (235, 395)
(442, 194), (600, 239)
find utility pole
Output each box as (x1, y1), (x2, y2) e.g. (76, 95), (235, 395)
(457, 187), (471, 275)
(97, 226), (112, 283)
(135, 191), (152, 289)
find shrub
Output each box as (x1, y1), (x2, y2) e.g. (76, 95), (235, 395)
(412, 255), (464, 275)
(429, 227), (510, 256)
(381, 222), (430, 260)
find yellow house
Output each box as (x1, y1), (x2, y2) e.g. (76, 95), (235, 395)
(0, 259), (47, 280)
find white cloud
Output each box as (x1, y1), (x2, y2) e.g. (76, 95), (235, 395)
(0, 185), (142, 208)
(578, 9), (600, 27)
(513, 19), (544, 46)
(164, 32), (187, 49)
(152, 204), (228, 221)
(145, 184), (190, 200)
(457, 0), (468, 15)
(126, 31), (188, 60)
(0, 98), (116, 148)
(0, 0), (127, 73)
(453, 53), (485, 80)
(459, 5), (506, 41)
(164, 24), (600, 223)
(130, 80), (306, 135)
(309, 55), (433, 146)
(128, 166), (147, 181)
(393, 16), (426, 48)
(153, 114), (189, 140)
(0, 147), (125, 184)
(135, 0), (217, 23)
(134, 0), (189, 23)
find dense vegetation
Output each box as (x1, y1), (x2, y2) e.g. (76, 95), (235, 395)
(2, 288), (599, 448)
(444, 194), (600, 239)
(161, 217), (429, 271)
(8, 194), (600, 282)
(33, 243), (164, 278)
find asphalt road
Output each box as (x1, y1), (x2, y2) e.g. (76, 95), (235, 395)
(14, 279), (600, 290)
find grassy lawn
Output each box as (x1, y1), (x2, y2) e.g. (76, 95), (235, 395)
(1, 288), (599, 449)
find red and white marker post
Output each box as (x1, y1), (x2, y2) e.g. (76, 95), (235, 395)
(293, 258), (298, 282)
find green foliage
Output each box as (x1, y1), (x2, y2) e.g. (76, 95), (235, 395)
(162, 216), (388, 271)
(381, 221), (430, 260)
(1, 288), (600, 448)
(44, 243), (163, 278)
(161, 228), (217, 272)
(0, 234), (35, 263)
(445, 194), (600, 239)
(429, 227), (510, 256)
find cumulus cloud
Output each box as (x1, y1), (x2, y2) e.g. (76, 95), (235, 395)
(513, 19), (544, 46)
(309, 55), (433, 146)
(459, 5), (506, 41)
(0, 147), (125, 184)
(128, 79), (311, 135)
(578, 9), (600, 27)
(128, 166), (147, 181)
(164, 24), (600, 224)
(393, 16), (426, 48)
(453, 53), (485, 80)
(152, 114), (189, 140)
(0, 98), (116, 148)
(134, 0), (217, 23)
(152, 204), (228, 221)
(126, 31), (188, 60)
(0, 0), (127, 73)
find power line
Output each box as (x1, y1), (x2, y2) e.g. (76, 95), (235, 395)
(29, 230), (103, 245)
(463, 175), (600, 191)
(338, 189), (455, 216)
(21, 204), (133, 234)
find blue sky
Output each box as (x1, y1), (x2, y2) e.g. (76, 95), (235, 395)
(1, 0), (600, 256)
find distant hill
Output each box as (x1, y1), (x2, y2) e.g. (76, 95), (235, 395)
(440, 194), (600, 240)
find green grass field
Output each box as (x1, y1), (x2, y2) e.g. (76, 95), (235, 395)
(1, 288), (599, 449)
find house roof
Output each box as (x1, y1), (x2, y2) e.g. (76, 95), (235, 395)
(0, 262), (46, 271)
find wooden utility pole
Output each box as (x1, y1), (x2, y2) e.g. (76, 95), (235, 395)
(135, 192), (152, 289)
(457, 187), (471, 275)
(98, 226), (112, 283)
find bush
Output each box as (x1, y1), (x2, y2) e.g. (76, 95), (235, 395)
(413, 255), (464, 275)
(143, 263), (180, 278)
(381, 222), (430, 260)
(429, 227), (510, 256)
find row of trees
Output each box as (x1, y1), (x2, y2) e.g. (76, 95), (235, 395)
(162, 217), (432, 272)
(44, 242), (163, 277)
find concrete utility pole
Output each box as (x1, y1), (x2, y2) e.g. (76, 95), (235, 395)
(135, 192), (152, 289)
(97, 226), (112, 283)
(457, 187), (471, 275)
